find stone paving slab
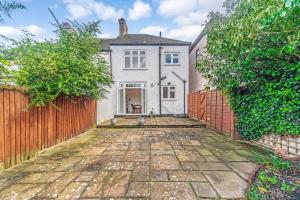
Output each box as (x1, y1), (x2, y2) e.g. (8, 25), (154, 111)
(0, 127), (271, 199)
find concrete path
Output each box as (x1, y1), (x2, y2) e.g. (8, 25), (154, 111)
(0, 128), (269, 199)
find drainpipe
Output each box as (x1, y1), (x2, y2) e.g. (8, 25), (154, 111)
(158, 32), (162, 115)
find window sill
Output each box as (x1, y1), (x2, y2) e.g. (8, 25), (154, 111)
(162, 99), (176, 101)
(123, 68), (148, 70)
(164, 64), (181, 66)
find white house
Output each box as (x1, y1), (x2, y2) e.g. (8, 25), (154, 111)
(189, 28), (209, 92)
(97, 18), (190, 123)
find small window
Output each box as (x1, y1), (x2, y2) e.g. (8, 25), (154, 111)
(162, 86), (176, 100)
(165, 53), (180, 65)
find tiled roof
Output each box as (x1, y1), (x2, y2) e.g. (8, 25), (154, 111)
(100, 34), (190, 49)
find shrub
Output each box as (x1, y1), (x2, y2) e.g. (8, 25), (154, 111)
(6, 21), (111, 107)
(197, 0), (300, 140)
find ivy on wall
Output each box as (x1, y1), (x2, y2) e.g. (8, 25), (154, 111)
(197, 0), (300, 140)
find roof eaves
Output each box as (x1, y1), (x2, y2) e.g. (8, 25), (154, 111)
(190, 26), (208, 52)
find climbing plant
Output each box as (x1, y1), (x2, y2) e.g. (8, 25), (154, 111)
(197, 0), (300, 140)
(7, 20), (112, 106)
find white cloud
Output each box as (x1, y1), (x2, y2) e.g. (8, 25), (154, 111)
(140, 25), (167, 36)
(156, 0), (224, 41)
(62, 0), (124, 21)
(158, 0), (198, 17)
(129, 0), (152, 20)
(0, 26), (23, 36)
(98, 32), (111, 38)
(26, 25), (46, 35)
(0, 25), (46, 41)
(166, 25), (203, 42)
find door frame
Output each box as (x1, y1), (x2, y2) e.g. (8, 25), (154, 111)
(117, 82), (147, 115)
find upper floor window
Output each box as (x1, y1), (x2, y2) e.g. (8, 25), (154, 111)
(162, 86), (176, 100)
(165, 53), (179, 65)
(124, 50), (146, 69)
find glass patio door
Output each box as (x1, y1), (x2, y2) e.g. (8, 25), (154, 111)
(117, 87), (125, 114)
(117, 82), (146, 115)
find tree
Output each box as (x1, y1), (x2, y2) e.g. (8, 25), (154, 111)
(7, 20), (112, 106)
(197, 0), (300, 140)
(0, 1), (25, 82)
(0, 0), (25, 22)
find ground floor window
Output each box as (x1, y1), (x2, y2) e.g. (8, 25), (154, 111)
(162, 86), (176, 100)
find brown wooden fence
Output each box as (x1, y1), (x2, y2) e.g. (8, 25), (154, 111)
(0, 88), (97, 169)
(188, 90), (239, 139)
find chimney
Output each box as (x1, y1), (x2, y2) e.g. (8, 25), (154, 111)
(118, 18), (128, 36)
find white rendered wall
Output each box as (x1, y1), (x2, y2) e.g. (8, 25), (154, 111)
(110, 44), (189, 116)
(161, 45), (189, 115)
(189, 35), (209, 92)
(97, 52), (114, 124)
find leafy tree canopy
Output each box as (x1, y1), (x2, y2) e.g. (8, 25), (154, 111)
(0, 0), (25, 81)
(5, 20), (112, 107)
(197, 0), (300, 140)
(0, 0), (25, 22)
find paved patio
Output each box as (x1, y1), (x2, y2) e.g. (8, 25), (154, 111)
(99, 116), (204, 127)
(0, 127), (270, 199)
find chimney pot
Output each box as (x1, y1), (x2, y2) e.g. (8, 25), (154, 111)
(118, 18), (128, 36)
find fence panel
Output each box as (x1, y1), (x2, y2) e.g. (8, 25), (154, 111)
(0, 88), (96, 169)
(188, 90), (238, 139)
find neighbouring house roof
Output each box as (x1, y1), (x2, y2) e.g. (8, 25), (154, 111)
(190, 26), (207, 52)
(100, 34), (190, 49)
(99, 39), (113, 51)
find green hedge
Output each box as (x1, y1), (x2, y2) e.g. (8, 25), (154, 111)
(197, 0), (300, 140)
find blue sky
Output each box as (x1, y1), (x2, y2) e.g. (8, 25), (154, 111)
(1, 0), (225, 42)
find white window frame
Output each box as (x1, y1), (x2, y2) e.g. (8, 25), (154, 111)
(164, 52), (180, 65)
(162, 85), (176, 100)
(124, 50), (146, 69)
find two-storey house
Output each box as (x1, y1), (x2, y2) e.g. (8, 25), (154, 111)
(97, 18), (190, 123)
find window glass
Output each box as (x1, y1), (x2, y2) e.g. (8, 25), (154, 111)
(132, 57), (138, 68)
(124, 50), (146, 69)
(170, 91), (175, 99)
(140, 56), (146, 68)
(165, 54), (172, 64)
(118, 89), (124, 113)
(163, 87), (168, 99)
(173, 54), (179, 64)
(162, 86), (176, 99)
(125, 57), (131, 68)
